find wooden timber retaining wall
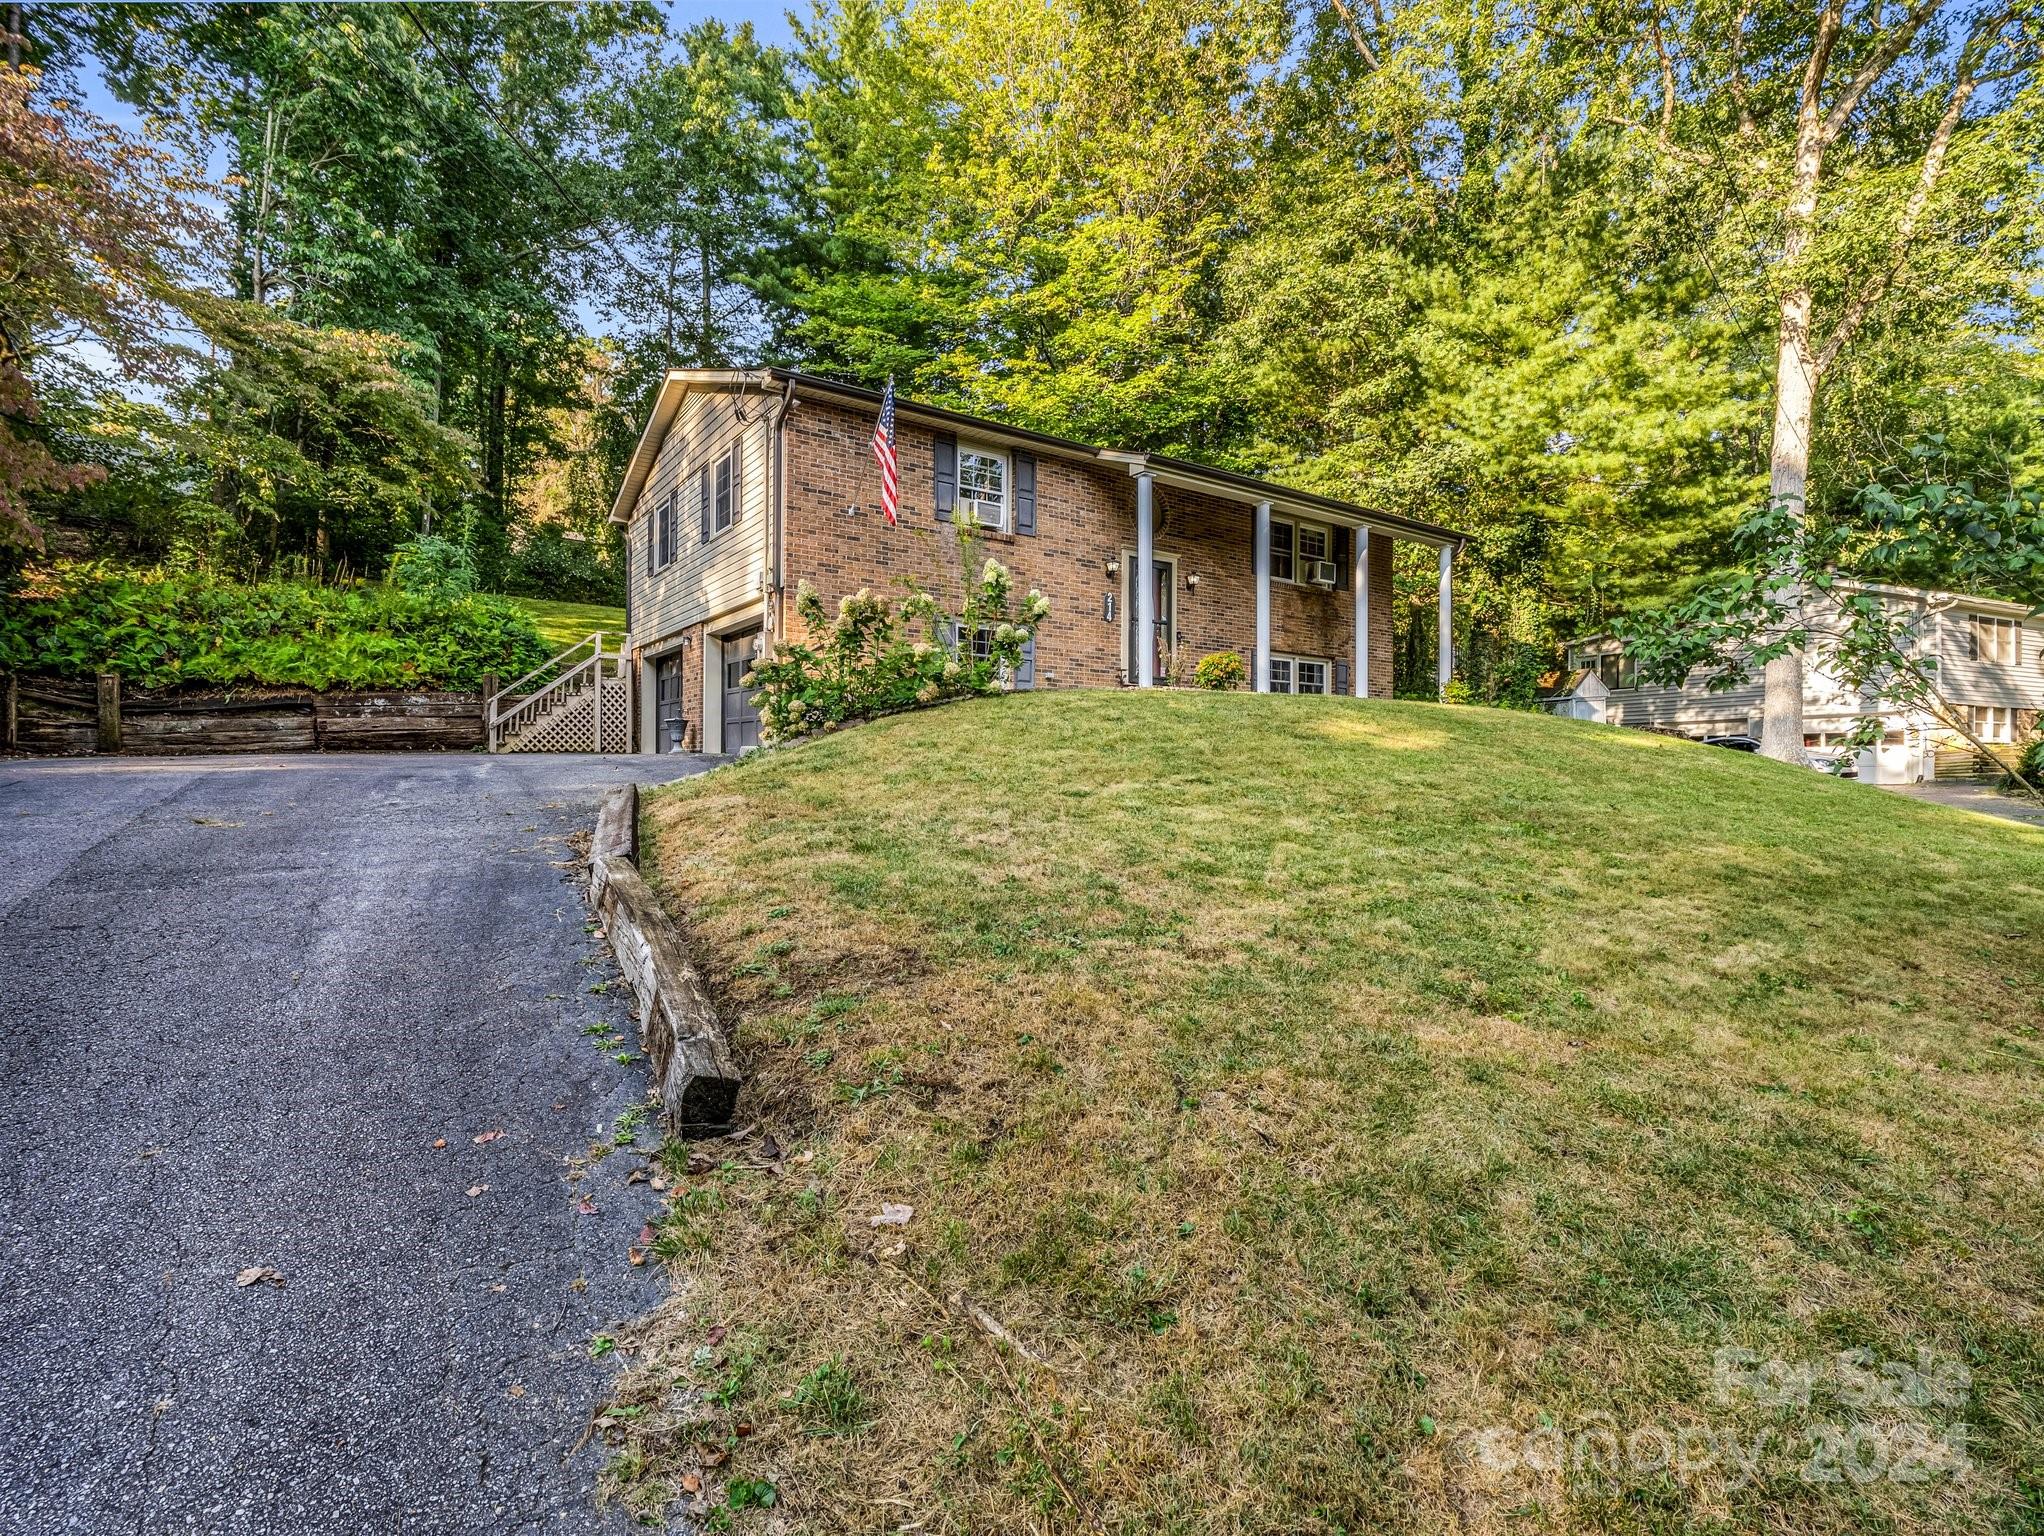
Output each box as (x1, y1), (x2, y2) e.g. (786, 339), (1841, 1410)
(2, 674), (494, 756)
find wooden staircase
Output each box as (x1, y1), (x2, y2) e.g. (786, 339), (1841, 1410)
(487, 632), (634, 753)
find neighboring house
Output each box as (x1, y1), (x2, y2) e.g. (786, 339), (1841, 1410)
(606, 369), (1466, 754)
(1554, 584), (2044, 783)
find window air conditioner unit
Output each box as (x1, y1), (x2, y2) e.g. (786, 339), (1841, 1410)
(1308, 560), (1339, 588)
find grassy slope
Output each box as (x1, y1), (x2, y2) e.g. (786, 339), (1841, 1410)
(620, 692), (2043, 1535)
(501, 595), (625, 653)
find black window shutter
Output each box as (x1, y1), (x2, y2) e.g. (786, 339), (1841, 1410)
(729, 445), (743, 525)
(1013, 451), (1036, 535)
(1334, 527), (1352, 591)
(1017, 636), (1036, 689)
(1335, 659), (1351, 695)
(933, 432), (957, 521)
(698, 466), (711, 542)
(647, 496), (658, 570)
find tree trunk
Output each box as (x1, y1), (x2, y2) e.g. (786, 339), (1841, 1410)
(698, 238), (713, 366)
(251, 105), (278, 306)
(1757, 8), (1841, 766)
(1759, 278), (1817, 764)
(6, 4), (22, 69)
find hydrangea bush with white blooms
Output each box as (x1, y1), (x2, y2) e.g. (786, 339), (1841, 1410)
(745, 537), (1049, 744)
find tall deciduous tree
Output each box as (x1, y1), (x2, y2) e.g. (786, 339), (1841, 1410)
(0, 60), (197, 555)
(1719, 0), (2041, 759)
(590, 19), (805, 477)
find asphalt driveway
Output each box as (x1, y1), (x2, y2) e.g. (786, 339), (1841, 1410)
(0, 751), (719, 1534)
(1880, 778), (2044, 827)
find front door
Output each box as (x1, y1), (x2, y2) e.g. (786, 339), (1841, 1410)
(655, 655), (685, 752)
(1123, 555), (1177, 682)
(721, 628), (764, 754)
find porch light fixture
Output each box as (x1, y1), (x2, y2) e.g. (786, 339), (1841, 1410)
(1103, 557), (1120, 576)
(1185, 573), (1200, 590)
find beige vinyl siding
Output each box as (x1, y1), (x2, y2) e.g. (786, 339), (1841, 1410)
(1571, 596), (2043, 734)
(626, 387), (771, 644)
(1568, 639), (1765, 733)
(1924, 605), (2044, 710)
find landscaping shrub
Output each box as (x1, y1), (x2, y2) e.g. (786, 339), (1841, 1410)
(747, 553), (1049, 742)
(0, 562), (551, 690)
(503, 522), (624, 605)
(386, 535), (480, 598)
(1191, 650), (1246, 690)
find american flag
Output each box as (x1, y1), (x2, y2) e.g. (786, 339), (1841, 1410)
(871, 378), (899, 526)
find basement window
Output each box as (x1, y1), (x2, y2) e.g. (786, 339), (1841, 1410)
(1268, 654), (1329, 695)
(1969, 705), (2014, 743)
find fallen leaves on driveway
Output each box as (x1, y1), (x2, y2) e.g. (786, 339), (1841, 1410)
(466, 1184), (489, 1198)
(473, 1130), (504, 1144)
(235, 1266), (286, 1288)
(191, 817), (241, 828)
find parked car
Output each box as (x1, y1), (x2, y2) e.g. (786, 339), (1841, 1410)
(1703, 734), (1762, 752)
(1805, 747), (1859, 778)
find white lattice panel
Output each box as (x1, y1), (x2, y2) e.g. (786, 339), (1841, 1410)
(504, 686), (598, 752)
(598, 678), (632, 752)
(500, 673), (634, 753)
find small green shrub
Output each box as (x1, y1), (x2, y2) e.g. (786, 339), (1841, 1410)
(504, 522), (623, 605)
(387, 535), (480, 598)
(748, 538), (1049, 742)
(0, 562), (550, 690)
(1191, 650), (1246, 690)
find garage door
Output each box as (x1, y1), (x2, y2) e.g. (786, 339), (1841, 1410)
(721, 629), (763, 754)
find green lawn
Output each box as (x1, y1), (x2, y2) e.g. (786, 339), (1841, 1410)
(501, 595), (625, 653)
(611, 692), (2043, 1535)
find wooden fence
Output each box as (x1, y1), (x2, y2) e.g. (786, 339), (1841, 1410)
(1, 673), (496, 756)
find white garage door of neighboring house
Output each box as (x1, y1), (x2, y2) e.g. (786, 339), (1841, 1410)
(1859, 730), (1924, 785)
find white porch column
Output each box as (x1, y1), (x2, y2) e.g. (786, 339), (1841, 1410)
(1353, 528), (1370, 698)
(1135, 472), (1156, 688)
(1436, 543), (1455, 696)
(1253, 499), (1271, 692)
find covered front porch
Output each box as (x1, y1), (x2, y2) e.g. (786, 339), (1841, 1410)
(1101, 451), (1462, 696)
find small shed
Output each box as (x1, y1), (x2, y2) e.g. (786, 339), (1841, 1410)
(1541, 668), (1614, 724)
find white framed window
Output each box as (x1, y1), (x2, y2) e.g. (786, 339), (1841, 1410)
(1268, 518), (1334, 585)
(1582, 651), (1638, 689)
(712, 445), (739, 535)
(1268, 654), (1330, 694)
(957, 445), (1008, 530)
(1968, 615), (2022, 665)
(1969, 705), (2014, 743)
(653, 488), (677, 570)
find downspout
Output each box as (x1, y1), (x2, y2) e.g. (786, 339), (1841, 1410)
(767, 374), (797, 646)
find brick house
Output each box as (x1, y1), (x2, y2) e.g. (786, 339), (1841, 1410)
(608, 369), (1466, 754)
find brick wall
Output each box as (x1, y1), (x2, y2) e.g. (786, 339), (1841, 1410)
(778, 395), (1397, 697)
